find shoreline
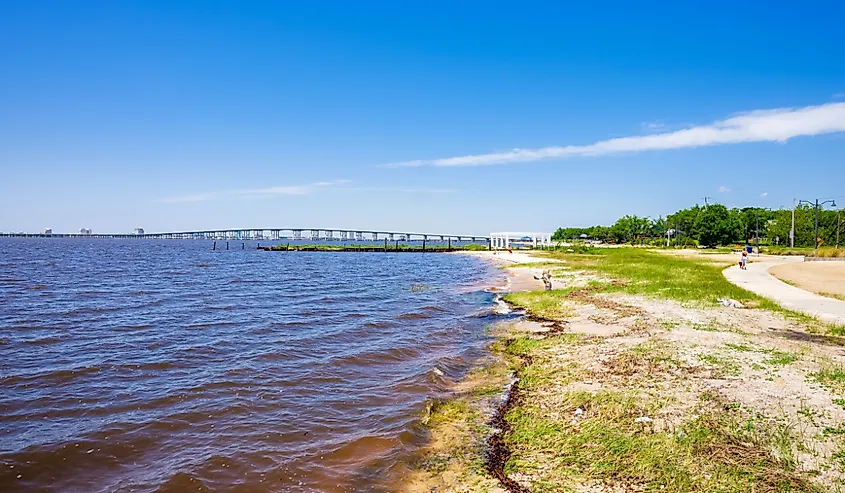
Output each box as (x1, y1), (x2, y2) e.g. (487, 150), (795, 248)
(402, 251), (563, 492)
(405, 248), (845, 492)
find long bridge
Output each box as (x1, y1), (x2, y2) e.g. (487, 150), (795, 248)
(0, 228), (491, 243)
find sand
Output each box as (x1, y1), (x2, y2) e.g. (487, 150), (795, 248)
(411, 250), (845, 491)
(769, 262), (845, 300)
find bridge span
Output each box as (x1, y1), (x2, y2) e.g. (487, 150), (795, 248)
(0, 228), (491, 243)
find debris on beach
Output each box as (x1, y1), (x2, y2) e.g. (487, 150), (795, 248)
(717, 298), (744, 308)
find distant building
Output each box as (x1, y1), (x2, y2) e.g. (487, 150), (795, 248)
(42, 228), (53, 235)
(79, 228), (92, 235)
(133, 228), (145, 235)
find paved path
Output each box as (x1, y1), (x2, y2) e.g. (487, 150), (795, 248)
(723, 256), (845, 326)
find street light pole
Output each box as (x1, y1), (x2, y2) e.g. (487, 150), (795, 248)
(798, 198), (838, 251)
(790, 199), (795, 248)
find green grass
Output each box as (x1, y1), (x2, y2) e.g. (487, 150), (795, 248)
(502, 289), (575, 321)
(698, 353), (742, 377)
(528, 248), (838, 331)
(724, 343), (756, 352)
(810, 365), (845, 393)
(537, 248), (766, 305)
(763, 350), (800, 367)
(504, 390), (820, 492)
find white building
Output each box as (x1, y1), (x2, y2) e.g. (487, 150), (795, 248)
(490, 232), (552, 249)
(42, 228), (53, 235)
(133, 228), (145, 235)
(79, 228), (92, 235)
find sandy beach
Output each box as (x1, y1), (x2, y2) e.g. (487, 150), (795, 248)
(409, 248), (845, 492)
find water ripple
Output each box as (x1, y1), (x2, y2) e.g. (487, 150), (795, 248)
(0, 239), (499, 492)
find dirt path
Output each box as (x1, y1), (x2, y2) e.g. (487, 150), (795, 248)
(770, 262), (845, 301)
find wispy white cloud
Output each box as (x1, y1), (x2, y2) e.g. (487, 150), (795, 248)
(383, 102), (845, 167)
(640, 121), (667, 133)
(834, 93), (845, 100)
(154, 180), (454, 203)
(156, 180), (350, 203)
(340, 187), (458, 193)
(760, 192), (769, 198)
(718, 186), (731, 193)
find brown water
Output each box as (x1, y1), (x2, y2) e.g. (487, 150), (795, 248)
(0, 239), (505, 492)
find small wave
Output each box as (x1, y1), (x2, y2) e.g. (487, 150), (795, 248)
(118, 360), (180, 372)
(155, 472), (210, 493)
(26, 284), (48, 291)
(209, 305), (234, 310)
(344, 313), (366, 318)
(65, 306), (123, 316)
(493, 295), (512, 314)
(419, 305), (447, 313)
(185, 321), (237, 329)
(271, 321), (307, 327)
(327, 346), (420, 367)
(395, 312), (430, 321)
(363, 321), (392, 329)
(21, 336), (64, 346)
(114, 324), (154, 331)
(1, 365), (103, 387)
(80, 290), (109, 297)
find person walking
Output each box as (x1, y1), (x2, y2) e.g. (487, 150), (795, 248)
(740, 249), (748, 270)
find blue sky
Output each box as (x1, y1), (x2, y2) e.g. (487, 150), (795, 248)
(1, 1), (844, 235)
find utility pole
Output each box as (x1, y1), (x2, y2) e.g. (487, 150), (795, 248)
(798, 198), (838, 251)
(756, 215), (760, 255)
(790, 199), (795, 248)
(837, 209), (841, 249)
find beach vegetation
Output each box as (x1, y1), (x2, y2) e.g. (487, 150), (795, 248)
(553, 202), (843, 250)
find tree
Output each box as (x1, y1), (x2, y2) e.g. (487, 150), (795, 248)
(610, 215), (652, 244)
(693, 204), (738, 247)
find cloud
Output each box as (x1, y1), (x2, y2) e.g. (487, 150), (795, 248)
(640, 121), (667, 133)
(156, 180), (349, 203)
(760, 192), (769, 198)
(340, 187), (458, 193)
(718, 186), (731, 193)
(383, 102), (845, 167)
(835, 93), (845, 100)
(154, 180), (454, 203)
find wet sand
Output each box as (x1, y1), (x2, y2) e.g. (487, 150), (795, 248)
(457, 251), (564, 293)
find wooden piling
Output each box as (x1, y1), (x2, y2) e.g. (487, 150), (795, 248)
(422, 239), (426, 252)
(213, 241), (216, 251)
(384, 238), (388, 252)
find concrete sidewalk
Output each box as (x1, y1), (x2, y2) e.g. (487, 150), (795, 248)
(723, 257), (845, 326)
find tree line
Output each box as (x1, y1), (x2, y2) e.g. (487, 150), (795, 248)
(552, 204), (844, 248)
